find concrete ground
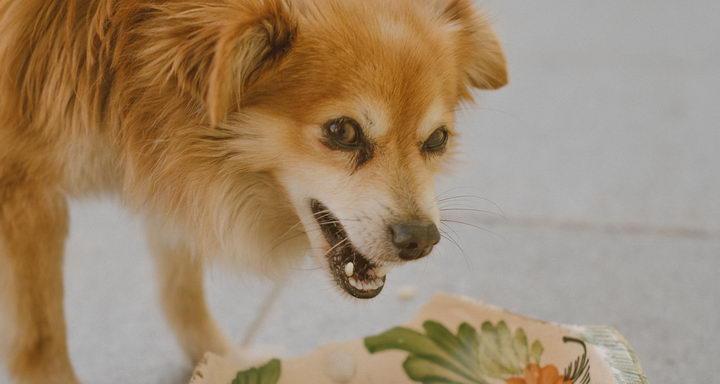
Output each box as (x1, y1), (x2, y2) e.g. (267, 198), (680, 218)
(2, 0), (718, 383)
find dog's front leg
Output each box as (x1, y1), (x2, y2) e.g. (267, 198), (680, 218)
(147, 226), (231, 365)
(0, 180), (79, 383)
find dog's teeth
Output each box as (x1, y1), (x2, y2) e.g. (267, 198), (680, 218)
(344, 262), (354, 277)
(348, 277), (361, 290)
(348, 276), (385, 292)
(375, 265), (390, 277)
(366, 279), (382, 290)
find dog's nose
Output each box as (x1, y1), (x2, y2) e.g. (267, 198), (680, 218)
(390, 221), (441, 260)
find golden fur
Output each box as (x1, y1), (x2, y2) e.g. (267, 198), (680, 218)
(0, 0), (506, 381)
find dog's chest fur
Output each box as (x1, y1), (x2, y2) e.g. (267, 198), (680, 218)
(59, 131), (122, 197)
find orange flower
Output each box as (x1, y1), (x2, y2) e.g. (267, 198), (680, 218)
(506, 364), (572, 384)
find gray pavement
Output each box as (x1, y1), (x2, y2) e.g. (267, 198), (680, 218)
(2, 0), (719, 383)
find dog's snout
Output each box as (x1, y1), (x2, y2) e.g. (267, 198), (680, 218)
(390, 221), (440, 260)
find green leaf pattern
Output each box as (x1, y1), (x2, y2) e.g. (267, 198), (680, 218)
(228, 320), (589, 384)
(365, 320), (545, 384)
(231, 359), (281, 384)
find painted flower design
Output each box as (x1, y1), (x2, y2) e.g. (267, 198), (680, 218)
(365, 321), (590, 384)
(231, 359), (281, 384)
(506, 364), (572, 384)
(365, 320), (544, 383)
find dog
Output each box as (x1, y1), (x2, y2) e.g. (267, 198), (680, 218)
(0, 0), (506, 382)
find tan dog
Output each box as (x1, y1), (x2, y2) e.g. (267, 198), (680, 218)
(0, 0), (506, 382)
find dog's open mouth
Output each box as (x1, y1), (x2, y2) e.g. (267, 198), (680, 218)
(310, 199), (387, 299)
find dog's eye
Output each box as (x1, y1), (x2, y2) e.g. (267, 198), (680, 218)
(422, 127), (449, 153)
(323, 117), (362, 149)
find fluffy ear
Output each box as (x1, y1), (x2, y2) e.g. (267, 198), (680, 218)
(142, 0), (296, 125)
(206, 0), (296, 125)
(433, 0), (508, 95)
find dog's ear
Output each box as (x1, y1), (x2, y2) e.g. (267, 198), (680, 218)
(143, 0), (296, 125)
(431, 0), (508, 96)
(205, 1), (296, 125)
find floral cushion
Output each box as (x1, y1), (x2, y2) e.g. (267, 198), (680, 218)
(190, 294), (647, 384)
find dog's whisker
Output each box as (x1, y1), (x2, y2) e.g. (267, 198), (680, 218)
(312, 210), (360, 222)
(322, 238), (349, 259)
(264, 222), (348, 255)
(270, 219), (306, 243)
(265, 224), (335, 256)
(439, 223), (466, 255)
(439, 207), (505, 218)
(439, 231), (469, 268)
(440, 219), (505, 240)
(266, 232), (308, 254)
(440, 221), (462, 241)
(436, 194), (505, 215)
(291, 265), (324, 272)
(439, 230), (459, 251)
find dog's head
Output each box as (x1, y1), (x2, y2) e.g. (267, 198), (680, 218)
(148, 0), (506, 298)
